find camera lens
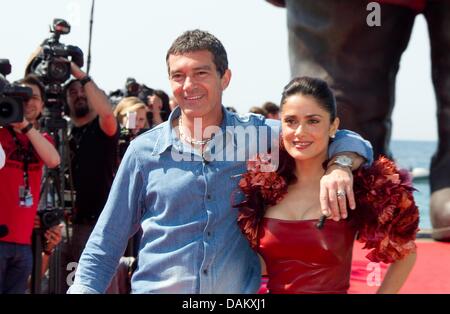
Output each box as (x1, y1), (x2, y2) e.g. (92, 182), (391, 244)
(0, 98), (14, 118)
(49, 60), (70, 82)
(0, 96), (23, 125)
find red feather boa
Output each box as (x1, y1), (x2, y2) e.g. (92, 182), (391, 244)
(235, 155), (419, 264)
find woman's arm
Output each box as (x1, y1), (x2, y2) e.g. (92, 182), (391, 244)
(377, 252), (417, 294)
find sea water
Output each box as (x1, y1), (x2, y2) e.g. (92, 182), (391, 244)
(390, 140), (437, 230)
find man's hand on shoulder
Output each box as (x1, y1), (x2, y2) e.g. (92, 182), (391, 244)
(320, 153), (365, 221)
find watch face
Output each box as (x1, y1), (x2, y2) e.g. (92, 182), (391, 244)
(336, 155), (353, 166)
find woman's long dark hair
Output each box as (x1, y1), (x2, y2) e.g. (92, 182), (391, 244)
(281, 76), (337, 122)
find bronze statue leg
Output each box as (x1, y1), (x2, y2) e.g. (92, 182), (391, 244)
(424, 0), (450, 241)
(285, 0), (416, 157)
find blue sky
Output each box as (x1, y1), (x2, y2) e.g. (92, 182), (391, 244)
(2, 0), (437, 141)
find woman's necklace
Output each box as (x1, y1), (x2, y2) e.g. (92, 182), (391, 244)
(178, 116), (213, 146)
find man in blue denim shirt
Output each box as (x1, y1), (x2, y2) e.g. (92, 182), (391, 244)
(68, 30), (372, 293)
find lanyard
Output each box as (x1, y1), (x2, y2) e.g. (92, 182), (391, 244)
(6, 126), (34, 191)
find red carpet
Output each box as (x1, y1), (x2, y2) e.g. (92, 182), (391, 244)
(258, 239), (450, 294)
(349, 240), (450, 294)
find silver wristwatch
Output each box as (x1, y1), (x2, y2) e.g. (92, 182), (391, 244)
(332, 155), (353, 170)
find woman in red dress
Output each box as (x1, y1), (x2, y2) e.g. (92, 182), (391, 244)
(236, 77), (418, 294)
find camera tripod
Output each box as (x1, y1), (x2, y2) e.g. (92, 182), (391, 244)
(30, 102), (75, 294)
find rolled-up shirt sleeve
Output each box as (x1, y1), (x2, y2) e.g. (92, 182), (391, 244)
(328, 129), (374, 165)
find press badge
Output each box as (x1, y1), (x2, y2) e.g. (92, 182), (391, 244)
(19, 186), (33, 208)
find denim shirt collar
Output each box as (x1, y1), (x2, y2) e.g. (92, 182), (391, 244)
(151, 105), (234, 156)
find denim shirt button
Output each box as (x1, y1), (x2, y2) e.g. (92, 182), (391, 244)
(203, 269), (208, 275)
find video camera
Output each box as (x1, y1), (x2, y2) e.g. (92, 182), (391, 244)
(29, 19), (83, 89)
(108, 78), (155, 107)
(0, 59), (33, 126)
(125, 78), (140, 97)
(138, 84), (154, 103)
(37, 207), (64, 231)
(29, 18), (84, 130)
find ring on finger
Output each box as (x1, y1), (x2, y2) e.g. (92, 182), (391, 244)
(336, 190), (346, 198)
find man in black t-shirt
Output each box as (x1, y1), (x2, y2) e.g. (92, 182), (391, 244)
(60, 62), (119, 293)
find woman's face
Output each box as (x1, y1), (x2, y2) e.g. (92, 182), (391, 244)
(281, 94), (339, 162)
(121, 107), (148, 134)
(134, 108), (147, 131)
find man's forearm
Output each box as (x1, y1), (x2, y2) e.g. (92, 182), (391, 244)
(328, 152), (365, 171)
(70, 62), (117, 136)
(83, 80), (117, 136)
(83, 80), (113, 119)
(328, 129), (374, 167)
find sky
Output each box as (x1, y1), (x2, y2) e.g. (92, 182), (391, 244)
(2, 0), (438, 141)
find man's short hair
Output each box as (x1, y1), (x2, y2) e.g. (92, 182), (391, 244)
(63, 78), (80, 96)
(249, 106), (268, 117)
(166, 29), (228, 77)
(262, 101), (280, 115)
(19, 74), (46, 103)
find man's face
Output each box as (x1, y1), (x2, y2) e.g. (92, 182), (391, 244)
(24, 84), (44, 122)
(168, 50), (231, 119)
(66, 81), (90, 118)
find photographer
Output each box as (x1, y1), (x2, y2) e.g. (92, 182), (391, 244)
(114, 96), (148, 136)
(0, 74), (60, 294)
(60, 61), (119, 292)
(113, 97), (148, 164)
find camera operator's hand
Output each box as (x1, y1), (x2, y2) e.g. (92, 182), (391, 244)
(39, 222), (63, 278)
(66, 61), (118, 137)
(69, 60), (87, 80)
(35, 213), (63, 253)
(9, 117), (60, 168)
(10, 118), (30, 131)
(44, 224), (63, 252)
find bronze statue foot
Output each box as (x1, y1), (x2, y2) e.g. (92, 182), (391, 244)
(431, 188), (450, 242)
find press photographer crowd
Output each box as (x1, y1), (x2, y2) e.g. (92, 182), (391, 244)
(0, 19), (179, 294)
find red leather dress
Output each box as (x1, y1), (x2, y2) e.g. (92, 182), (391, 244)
(258, 217), (357, 294)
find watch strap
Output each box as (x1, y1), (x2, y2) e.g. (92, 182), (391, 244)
(20, 122), (33, 134)
(80, 75), (92, 87)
